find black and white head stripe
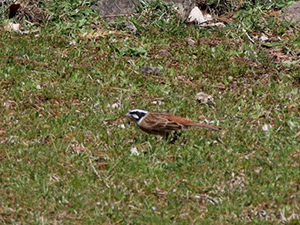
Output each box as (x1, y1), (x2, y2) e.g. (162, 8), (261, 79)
(125, 109), (148, 122)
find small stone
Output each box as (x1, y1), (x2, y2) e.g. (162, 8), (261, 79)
(187, 37), (196, 46)
(262, 124), (271, 132)
(254, 167), (262, 174)
(260, 34), (269, 41)
(139, 66), (160, 76)
(130, 147), (139, 156)
(151, 206), (157, 211)
(107, 103), (120, 109)
(282, 1), (300, 26)
(151, 100), (163, 105)
(118, 124), (125, 129)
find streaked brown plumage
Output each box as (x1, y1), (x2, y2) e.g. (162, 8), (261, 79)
(125, 109), (219, 136)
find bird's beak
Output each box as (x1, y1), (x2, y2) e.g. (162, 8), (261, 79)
(125, 113), (130, 117)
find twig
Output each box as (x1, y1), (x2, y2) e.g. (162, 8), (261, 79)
(195, 194), (219, 205)
(86, 148), (111, 188)
(243, 28), (255, 44)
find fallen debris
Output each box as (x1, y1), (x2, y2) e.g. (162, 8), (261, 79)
(107, 102), (121, 109)
(187, 6), (225, 28)
(3, 22), (40, 35)
(195, 194), (219, 205)
(262, 124), (272, 133)
(8, 2), (46, 24)
(195, 92), (216, 105)
(187, 37), (196, 46)
(188, 6), (206, 24)
(199, 22), (226, 28)
(139, 66), (161, 76)
(130, 147), (140, 156)
(8, 3), (21, 19)
(259, 34), (269, 42)
(4, 22), (21, 33)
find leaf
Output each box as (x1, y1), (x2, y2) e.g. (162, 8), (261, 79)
(8, 3), (21, 19)
(262, 42), (283, 49)
(120, 47), (147, 56)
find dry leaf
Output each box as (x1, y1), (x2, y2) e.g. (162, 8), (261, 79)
(4, 22), (21, 33)
(188, 7), (205, 24)
(8, 3), (21, 19)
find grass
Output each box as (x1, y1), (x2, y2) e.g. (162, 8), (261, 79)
(0, 0), (299, 224)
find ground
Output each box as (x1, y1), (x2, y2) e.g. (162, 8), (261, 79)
(0, 1), (299, 224)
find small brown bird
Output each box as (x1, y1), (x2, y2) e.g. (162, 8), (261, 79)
(125, 109), (219, 137)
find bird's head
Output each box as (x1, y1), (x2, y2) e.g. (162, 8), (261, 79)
(125, 109), (148, 124)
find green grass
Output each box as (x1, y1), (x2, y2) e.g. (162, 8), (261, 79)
(0, 1), (299, 224)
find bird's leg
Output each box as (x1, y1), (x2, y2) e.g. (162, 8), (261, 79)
(163, 132), (181, 144)
(164, 132), (175, 143)
(164, 132), (170, 141)
(169, 131), (181, 144)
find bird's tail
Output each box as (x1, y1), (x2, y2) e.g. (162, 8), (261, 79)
(188, 123), (220, 131)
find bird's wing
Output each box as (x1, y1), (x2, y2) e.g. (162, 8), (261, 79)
(144, 112), (220, 131)
(143, 113), (186, 132)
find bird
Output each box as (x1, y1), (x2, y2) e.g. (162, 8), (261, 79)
(125, 109), (219, 137)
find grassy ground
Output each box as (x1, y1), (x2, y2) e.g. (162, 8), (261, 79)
(0, 1), (299, 224)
